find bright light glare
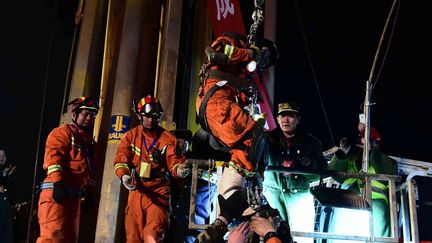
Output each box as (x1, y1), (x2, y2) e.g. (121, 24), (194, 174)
(329, 208), (370, 243)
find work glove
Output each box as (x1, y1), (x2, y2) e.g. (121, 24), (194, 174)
(252, 112), (266, 128)
(339, 138), (352, 155)
(176, 164), (191, 178)
(121, 174), (135, 191)
(52, 180), (67, 204)
(218, 190), (249, 223)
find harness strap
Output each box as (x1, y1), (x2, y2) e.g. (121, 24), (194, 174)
(198, 80), (228, 132)
(207, 70), (243, 83)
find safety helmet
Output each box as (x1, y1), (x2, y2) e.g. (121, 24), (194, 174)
(69, 96), (100, 113)
(220, 32), (248, 48)
(359, 126), (382, 145)
(133, 95), (163, 117)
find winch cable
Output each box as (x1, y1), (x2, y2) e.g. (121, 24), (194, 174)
(371, 0), (401, 91)
(27, 1), (84, 241)
(293, 0), (335, 147)
(27, 1), (58, 241)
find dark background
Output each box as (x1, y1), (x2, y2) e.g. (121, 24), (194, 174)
(0, 0), (79, 204)
(1, 0), (431, 207)
(273, 0), (431, 161)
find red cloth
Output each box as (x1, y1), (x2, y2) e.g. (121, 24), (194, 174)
(207, 0), (246, 37)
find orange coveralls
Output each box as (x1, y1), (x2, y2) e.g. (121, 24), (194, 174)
(37, 124), (96, 243)
(196, 35), (257, 171)
(113, 125), (185, 242)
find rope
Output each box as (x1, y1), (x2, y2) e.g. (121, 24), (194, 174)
(61, 25), (80, 114)
(372, 0), (401, 90)
(293, 0), (335, 146)
(27, 1), (58, 241)
(61, 0), (84, 114)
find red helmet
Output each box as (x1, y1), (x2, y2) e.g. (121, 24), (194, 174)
(69, 96), (99, 113)
(359, 126), (382, 145)
(133, 95), (163, 117)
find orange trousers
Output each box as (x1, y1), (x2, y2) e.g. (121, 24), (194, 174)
(125, 189), (170, 242)
(198, 84), (256, 171)
(36, 189), (81, 243)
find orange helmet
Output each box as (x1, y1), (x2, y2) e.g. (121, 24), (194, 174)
(69, 96), (99, 113)
(133, 95), (163, 117)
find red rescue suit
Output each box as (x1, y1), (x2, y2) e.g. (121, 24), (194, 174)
(196, 34), (258, 172)
(37, 124), (96, 243)
(113, 125), (185, 242)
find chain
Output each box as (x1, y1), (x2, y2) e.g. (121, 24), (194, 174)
(247, 0), (264, 46)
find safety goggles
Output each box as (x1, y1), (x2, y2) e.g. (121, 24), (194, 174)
(138, 102), (162, 115)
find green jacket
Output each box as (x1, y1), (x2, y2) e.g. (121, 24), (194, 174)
(328, 147), (398, 203)
(263, 128), (328, 192)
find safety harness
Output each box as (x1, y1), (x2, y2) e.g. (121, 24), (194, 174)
(198, 80), (228, 134)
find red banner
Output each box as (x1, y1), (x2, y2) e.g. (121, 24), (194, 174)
(207, 0), (246, 37)
(207, 0), (276, 130)
(253, 73), (276, 130)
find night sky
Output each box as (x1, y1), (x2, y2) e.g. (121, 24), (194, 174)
(1, 0), (431, 205)
(273, 0), (431, 162)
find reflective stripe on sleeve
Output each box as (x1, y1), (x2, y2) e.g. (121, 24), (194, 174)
(114, 163), (130, 172)
(131, 144), (141, 156)
(224, 45), (234, 60)
(47, 164), (63, 174)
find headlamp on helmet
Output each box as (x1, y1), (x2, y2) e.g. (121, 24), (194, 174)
(133, 95), (163, 118)
(69, 96), (100, 113)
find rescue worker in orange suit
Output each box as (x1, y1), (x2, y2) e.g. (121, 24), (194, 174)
(195, 32), (279, 242)
(37, 96), (99, 243)
(113, 95), (191, 242)
(196, 32), (262, 176)
(196, 33), (275, 202)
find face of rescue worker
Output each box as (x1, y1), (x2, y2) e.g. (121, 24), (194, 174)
(0, 150), (6, 166)
(277, 111), (300, 135)
(73, 109), (97, 129)
(141, 114), (159, 130)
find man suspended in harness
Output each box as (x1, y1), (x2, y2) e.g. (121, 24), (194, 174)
(36, 96), (99, 243)
(194, 30), (279, 242)
(196, 32), (262, 172)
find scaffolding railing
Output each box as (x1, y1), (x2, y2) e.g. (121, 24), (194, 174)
(188, 159), (218, 230)
(267, 166), (401, 242)
(187, 160), (402, 242)
(398, 178), (421, 243)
